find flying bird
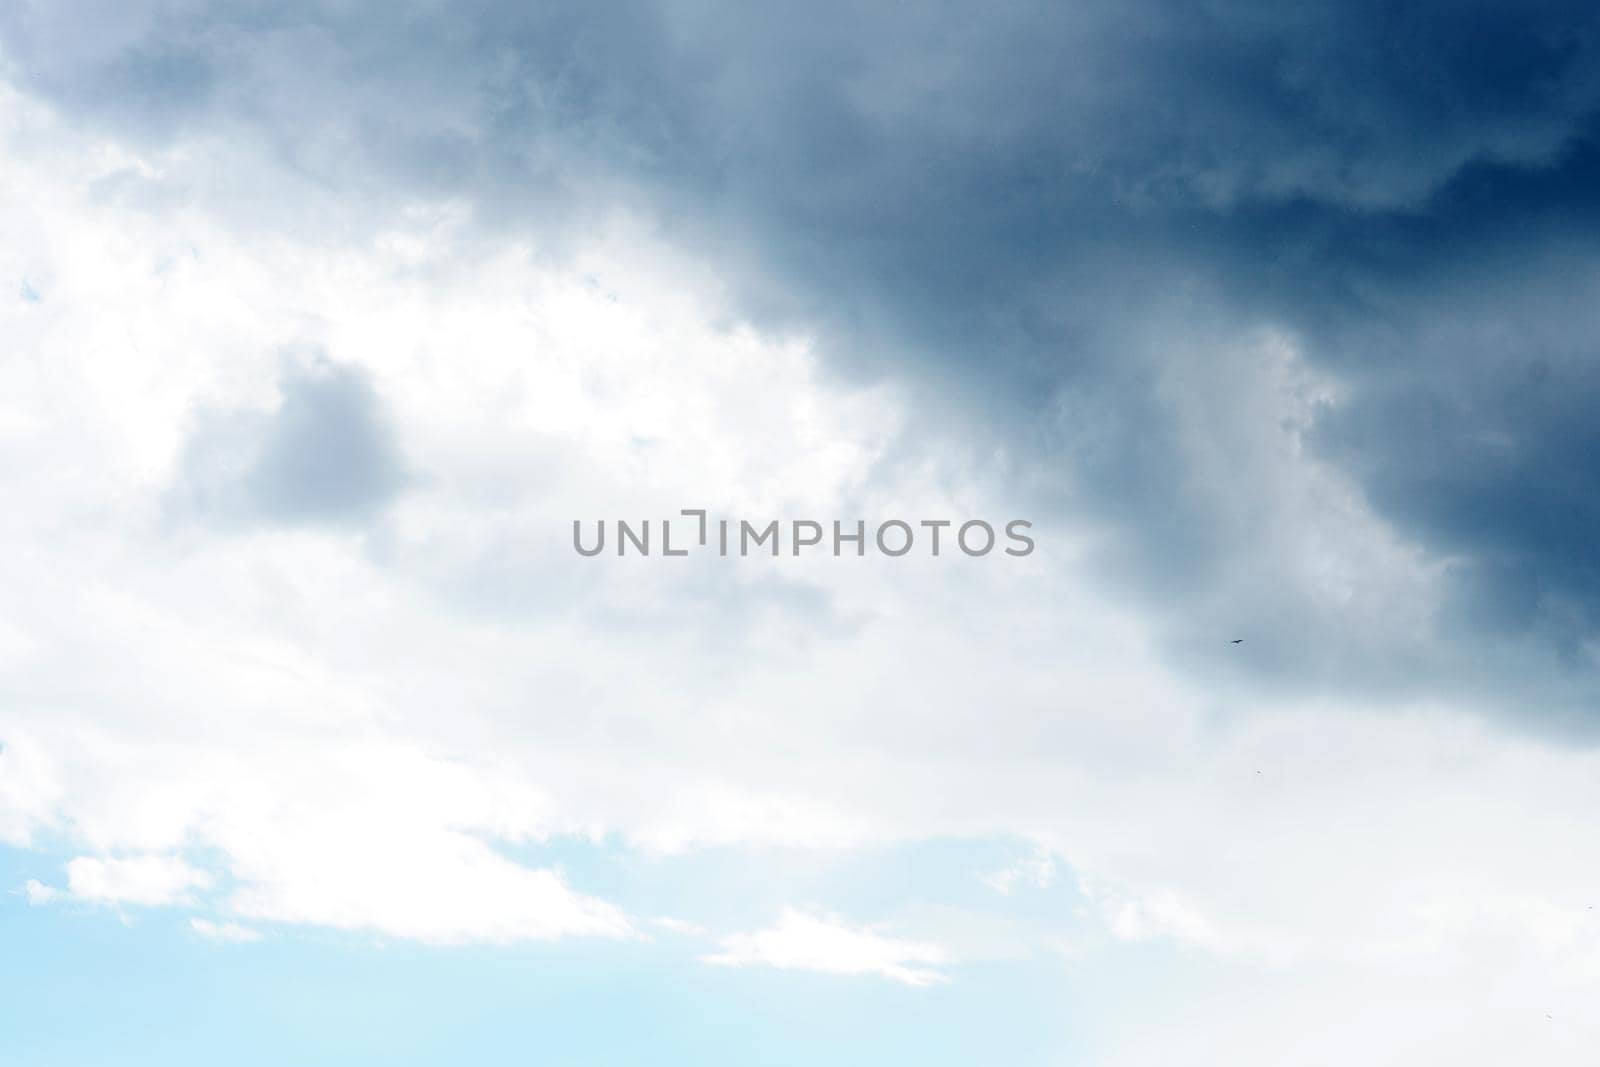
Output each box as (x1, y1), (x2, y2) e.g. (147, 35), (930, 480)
(1231, 638), (1243, 644)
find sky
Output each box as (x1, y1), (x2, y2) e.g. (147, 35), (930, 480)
(3, 1), (1600, 1063)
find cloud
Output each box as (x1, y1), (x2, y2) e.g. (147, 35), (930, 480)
(2, 8), (1600, 1059)
(981, 847), (1057, 896)
(5, 0), (1600, 717)
(652, 916), (709, 937)
(0, 736), (60, 847)
(63, 854), (211, 906)
(22, 879), (59, 905)
(188, 917), (262, 943)
(703, 908), (950, 987)
(1, 74), (1598, 1024)
(172, 355), (409, 528)
(224, 823), (636, 945)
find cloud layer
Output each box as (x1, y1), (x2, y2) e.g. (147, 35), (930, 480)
(4, 4), (1600, 1062)
(6, 0), (1600, 720)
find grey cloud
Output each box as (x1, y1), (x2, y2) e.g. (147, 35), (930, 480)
(20, 1), (1600, 722)
(173, 356), (408, 527)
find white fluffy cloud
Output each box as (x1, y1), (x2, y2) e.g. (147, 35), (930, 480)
(704, 908), (950, 987)
(188, 918), (262, 943)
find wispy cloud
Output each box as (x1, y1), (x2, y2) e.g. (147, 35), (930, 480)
(981, 847), (1058, 896)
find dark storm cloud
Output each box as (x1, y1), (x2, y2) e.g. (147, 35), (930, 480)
(174, 357), (408, 527)
(16, 0), (1600, 719)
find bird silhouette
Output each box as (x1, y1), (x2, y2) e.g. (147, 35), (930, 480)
(1231, 638), (1243, 644)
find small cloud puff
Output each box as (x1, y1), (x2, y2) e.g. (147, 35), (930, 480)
(189, 917), (264, 943)
(702, 907), (950, 987)
(21, 879), (59, 905)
